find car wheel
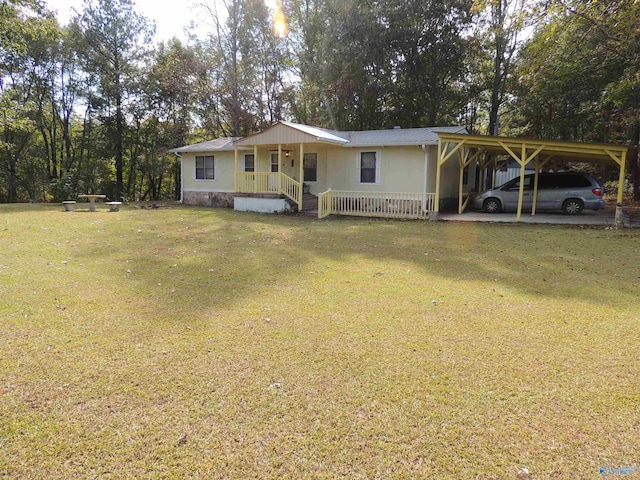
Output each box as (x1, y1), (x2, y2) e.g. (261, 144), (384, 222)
(562, 198), (583, 215)
(483, 198), (502, 213)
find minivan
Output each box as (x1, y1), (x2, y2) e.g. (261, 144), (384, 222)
(473, 172), (605, 214)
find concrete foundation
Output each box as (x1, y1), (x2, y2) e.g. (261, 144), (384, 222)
(234, 196), (293, 214)
(183, 191), (234, 208)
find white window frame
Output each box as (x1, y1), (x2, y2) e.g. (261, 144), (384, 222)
(244, 154), (255, 172)
(195, 155), (215, 180)
(303, 153), (318, 183)
(270, 153), (279, 172)
(357, 150), (380, 185)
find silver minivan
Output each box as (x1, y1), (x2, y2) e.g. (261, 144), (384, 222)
(473, 173), (605, 214)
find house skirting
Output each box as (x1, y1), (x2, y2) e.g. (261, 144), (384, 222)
(183, 191), (234, 208)
(234, 194), (295, 214)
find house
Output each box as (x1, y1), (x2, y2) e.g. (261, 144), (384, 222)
(171, 121), (473, 219)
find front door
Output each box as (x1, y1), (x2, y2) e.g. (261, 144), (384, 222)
(269, 153), (279, 191)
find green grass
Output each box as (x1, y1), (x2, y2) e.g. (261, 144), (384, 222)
(1, 203), (638, 479)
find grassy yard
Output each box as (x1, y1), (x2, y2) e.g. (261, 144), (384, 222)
(1, 204), (638, 479)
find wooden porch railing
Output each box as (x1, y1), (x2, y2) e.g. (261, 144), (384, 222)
(279, 172), (301, 205)
(235, 172), (301, 210)
(318, 190), (436, 219)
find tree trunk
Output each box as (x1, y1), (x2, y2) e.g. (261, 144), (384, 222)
(115, 75), (124, 201)
(633, 125), (639, 200)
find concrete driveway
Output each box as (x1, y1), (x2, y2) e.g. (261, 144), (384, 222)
(438, 209), (631, 227)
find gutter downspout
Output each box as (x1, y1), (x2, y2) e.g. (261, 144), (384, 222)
(421, 145), (430, 213)
(174, 153), (183, 204)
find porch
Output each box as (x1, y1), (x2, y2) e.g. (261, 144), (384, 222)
(234, 172), (439, 219)
(317, 190), (437, 219)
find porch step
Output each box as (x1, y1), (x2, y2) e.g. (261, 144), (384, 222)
(302, 193), (318, 212)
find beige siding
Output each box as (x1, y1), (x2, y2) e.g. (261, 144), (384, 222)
(181, 143), (468, 206)
(182, 151), (235, 193)
(325, 146), (428, 193)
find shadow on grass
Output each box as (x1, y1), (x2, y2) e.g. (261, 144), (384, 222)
(54, 206), (639, 320)
(4, 204), (635, 319)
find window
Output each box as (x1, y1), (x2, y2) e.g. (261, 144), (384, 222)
(270, 154), (279, 172)
(303, 153), (317, 182)
(359, 151), (378, 184)
(195, 155), (214, 180)
(506, 176), (532, 191)
(244, 154), (255, 172)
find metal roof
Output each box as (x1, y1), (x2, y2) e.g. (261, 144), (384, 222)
(233, 122), (467, 147)
(343, 126), (468, 147)
(169, 137), (245, 153)
(279, 121), (350, 144)
(171, 123), (469, 153)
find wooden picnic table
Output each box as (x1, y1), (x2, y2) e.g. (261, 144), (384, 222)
(78, 194), (107, 212)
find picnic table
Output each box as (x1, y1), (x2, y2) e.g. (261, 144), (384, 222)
(78, 194), (107, 212)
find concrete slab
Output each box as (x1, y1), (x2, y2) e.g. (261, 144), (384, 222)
(439, 210), (620, 227)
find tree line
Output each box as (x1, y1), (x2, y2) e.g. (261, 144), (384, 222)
(1, 0), (638, 203)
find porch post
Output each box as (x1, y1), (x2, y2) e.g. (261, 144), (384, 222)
(254, 145), (258, 169)
(253, 145), (258, 193)
(299, 143), (304, 211)
(277, 144), (282, 193)
(234, 147), (238, 191)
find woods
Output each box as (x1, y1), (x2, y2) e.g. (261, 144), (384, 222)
(1, 0), (638, 203)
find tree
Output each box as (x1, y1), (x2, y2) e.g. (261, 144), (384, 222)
(385, 0), (472, 127)
(135, 39), (210, 200)
(516, 0), (639, 197)
(0, 0), (59, 202)
(472, 0), (534, 135)
(76, 0), (154, 201)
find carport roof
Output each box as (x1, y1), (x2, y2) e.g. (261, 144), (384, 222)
(437, 133), (628, 166)
(434, 132), (629, 219)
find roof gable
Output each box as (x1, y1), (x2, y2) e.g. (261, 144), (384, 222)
(234, 122), (349, 146)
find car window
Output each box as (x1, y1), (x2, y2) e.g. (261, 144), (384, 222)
(538, 176), (552, 189)
(506, 176), (533, 190)
(544, 175), (563, 188)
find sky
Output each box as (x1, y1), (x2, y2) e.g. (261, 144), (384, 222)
(45, 0), (280, 44)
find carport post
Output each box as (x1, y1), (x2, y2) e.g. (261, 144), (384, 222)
(435, 139), (443, 215)
(615, 150), (627, 227)
(515, 145), (526, 222)
(532, 157), (540, 216)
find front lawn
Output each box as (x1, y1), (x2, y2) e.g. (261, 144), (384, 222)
(1, 204), (638, 479)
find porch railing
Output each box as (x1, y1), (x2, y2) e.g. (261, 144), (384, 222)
(235, 171), (301, 209)
(236, 172), (278, 193)
(279, 172), (301, 205)
(318, 189), (436, 219)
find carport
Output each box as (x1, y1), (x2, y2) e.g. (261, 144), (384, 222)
(435, 133), (629, 225)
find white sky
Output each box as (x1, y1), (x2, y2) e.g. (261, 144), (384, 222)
(46, 0), (280, 44)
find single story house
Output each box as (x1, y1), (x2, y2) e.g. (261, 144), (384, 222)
(171, 121), (473, 219)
